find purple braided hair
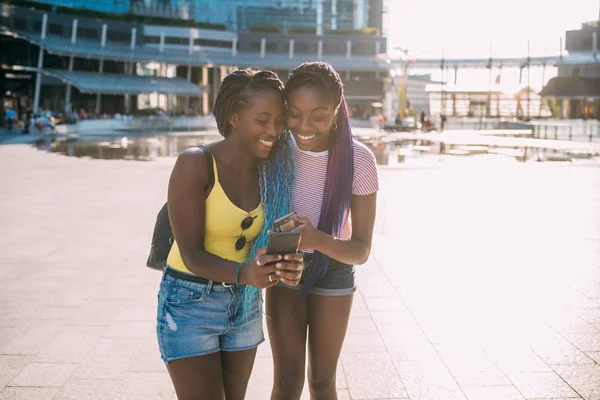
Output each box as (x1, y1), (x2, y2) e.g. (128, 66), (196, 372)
(285, 62), (355, 296)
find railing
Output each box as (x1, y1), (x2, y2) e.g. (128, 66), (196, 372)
(444, 117), (600, 142)
(530, 120), (600, 142)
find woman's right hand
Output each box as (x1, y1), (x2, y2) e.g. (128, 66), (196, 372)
(239, 247), (283, 289)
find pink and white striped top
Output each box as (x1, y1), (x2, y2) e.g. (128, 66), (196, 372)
(292, 135), (379, 246)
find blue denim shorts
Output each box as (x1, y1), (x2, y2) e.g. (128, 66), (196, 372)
(156, 268), (264, 363)
(277, 253), (356, 296)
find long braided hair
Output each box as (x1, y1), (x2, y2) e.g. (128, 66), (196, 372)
(285, 62), (354, 296)
(213, 69), (295, 318)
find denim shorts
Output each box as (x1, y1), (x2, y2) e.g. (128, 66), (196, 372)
(156, 268), (264, 363)
(277, 253), (355, 296)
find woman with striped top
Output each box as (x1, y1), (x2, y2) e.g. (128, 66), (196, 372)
(266, 62), (379, 399)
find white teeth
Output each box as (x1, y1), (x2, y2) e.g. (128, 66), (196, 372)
(299, 134), (316, 141)
(260, 139), (274, 148)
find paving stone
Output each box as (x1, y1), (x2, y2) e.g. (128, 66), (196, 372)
(104, 321), (155, 339)
(349, 293), (371, 319)
(461, 385), (525, 400)
(33, 326), (106, 363)
(342, 352), (407, 399)
(8, 363), (77, 387)
(73, 338), (143, 380)
(68, 299), (123, 326)
(484, 347), (553, 373)
(564, 332), (600, 352)
(507, 372), (580, 399)
(378, 323), (433, 349)
(533, 340), (596, 365)
(365, 297), (410, 312)
(346, 317), (379, 335)
(0, 323), (61, 356)
(116, 306), (158, 322)
(113, 372), (174, 400)
(452, 370), (511, 387)
(341, 333), (387, 353)
(129, 337), (167, 373)
(552, 363), (600, 399)
(0, 387), (59, 400)
(587, 351), (600, 364)
(355, 264), (399, 299)
(0, 356), (32, 388)
(402, 382), (466, 400)
(54, 378), (123, 400)
(571, 307), (600, 325)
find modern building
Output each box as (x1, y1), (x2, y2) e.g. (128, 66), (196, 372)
(32, 0), (130, 14)
(405, 74), (433, 118)
(0, 0), (389, 121)
(427, 85), (551, 119)
(540, 21), (600, 119)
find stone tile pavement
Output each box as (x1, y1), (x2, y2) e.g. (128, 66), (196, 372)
(1, 144), (600, 399)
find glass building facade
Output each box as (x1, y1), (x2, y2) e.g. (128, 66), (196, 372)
(29, 0), (376, 32)
(31, 0), (130, 13)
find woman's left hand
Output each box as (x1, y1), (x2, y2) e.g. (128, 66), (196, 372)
(293, 217), (323, 251)
(272, 252), (304, 286)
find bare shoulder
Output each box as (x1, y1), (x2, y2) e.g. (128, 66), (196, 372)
(178, 146), (207, 161)
(172, 146), (210, 182)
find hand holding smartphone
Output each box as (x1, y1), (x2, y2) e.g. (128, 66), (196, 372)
(265, 231), (304, 286)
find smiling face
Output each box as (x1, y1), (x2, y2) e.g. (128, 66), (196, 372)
(286, 86), (339, 153)
(229, 89), (286, 159)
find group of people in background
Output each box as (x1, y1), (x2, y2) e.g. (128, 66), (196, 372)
(3, 108), (56, 135)
(1, 106), (123, 135)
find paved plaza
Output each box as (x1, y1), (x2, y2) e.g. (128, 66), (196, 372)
(1, 144), (600, 399)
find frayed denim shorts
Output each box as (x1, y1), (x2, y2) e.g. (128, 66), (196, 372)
(277, 253), (356, 296)
(156, 268), (264, 363)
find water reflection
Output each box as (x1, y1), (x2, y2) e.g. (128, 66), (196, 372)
(48, 132), (220, 161)
(42, 131), (600, 167)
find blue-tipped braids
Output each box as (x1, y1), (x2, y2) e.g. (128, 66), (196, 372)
(284, 62), (354, 298)
(241, 130), (295, 318)
(212, 68), (295, 320)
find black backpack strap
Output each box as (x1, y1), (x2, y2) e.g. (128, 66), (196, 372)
(198, 145), (215, 195)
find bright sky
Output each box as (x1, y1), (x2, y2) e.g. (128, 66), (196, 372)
(386, 0), (598, 91)
(387, 0), (599, 58)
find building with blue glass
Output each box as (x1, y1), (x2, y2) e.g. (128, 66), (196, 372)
(0, 0), (390, 120)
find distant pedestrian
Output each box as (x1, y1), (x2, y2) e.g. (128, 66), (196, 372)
(35, 115), (45, 134)
(22, 111), (31, 135)
(5, 108), (16, 133)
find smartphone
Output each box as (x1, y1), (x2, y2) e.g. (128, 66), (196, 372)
(273, 212), (301, 233)
(266, 231), (301, 256)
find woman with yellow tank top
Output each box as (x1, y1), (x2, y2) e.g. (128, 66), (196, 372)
(156, 69), (303, 400)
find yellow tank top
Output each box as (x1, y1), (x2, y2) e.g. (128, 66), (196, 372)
(166, 157), (264, 274)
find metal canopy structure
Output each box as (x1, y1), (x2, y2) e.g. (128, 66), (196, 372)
(540, 76), (600, 99)
(0, 28), (389, 72)
(387, 53), (600, 70)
